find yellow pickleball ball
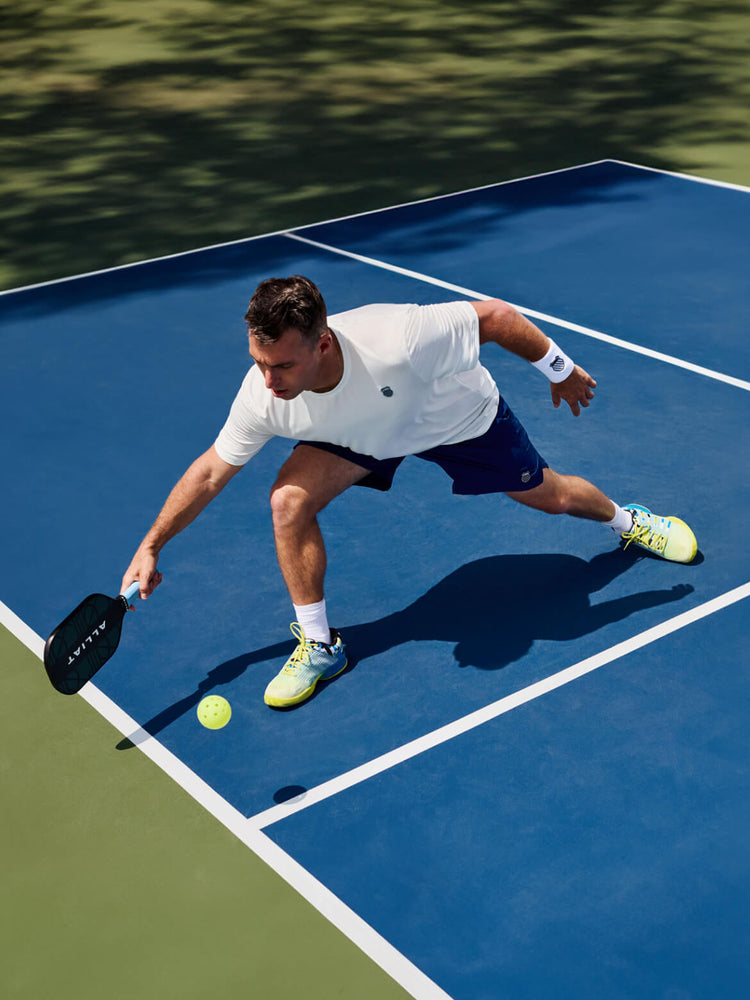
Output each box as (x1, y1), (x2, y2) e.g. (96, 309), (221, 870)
(197, 695), (232, 730)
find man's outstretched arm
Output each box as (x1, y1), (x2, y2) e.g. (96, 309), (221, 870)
(472, 299), (596, 416)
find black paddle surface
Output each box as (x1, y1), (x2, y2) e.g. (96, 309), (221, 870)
(44, 590), (132, 694)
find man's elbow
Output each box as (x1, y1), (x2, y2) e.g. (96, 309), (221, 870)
(475, 298), (518, 344)
(190, 447), (242, 493)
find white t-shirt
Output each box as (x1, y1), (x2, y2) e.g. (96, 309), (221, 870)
(214, 300), (499, 465)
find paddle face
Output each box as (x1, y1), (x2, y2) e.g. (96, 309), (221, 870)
(44, 592), (129, 694)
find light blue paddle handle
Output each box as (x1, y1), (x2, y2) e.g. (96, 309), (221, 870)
(122, 582), (141, 603)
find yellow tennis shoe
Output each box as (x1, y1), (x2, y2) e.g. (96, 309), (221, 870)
(264, 622), (348, 708)
(621, 504), (697, 564)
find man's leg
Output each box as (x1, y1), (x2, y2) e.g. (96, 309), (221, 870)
(264, 445), (370, 709)
(506, 467), (697, 563)
(505, 467), (617, 521)
(270, 444), (371, 605)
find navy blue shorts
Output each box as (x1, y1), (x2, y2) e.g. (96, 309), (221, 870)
(297, 397), (547, 495)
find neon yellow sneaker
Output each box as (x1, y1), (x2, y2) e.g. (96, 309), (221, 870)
(264, 623), (348, 708)
(622, 504), (697, 564)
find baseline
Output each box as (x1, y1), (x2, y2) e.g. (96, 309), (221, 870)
(0, 160), (606, 298)
(610, 158), (750, 194)
(7, 160), (746, 299)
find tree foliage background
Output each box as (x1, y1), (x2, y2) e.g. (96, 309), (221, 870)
(2, 0), (750, 289)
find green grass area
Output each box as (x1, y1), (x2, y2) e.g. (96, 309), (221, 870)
(2, 0), (750, 290)
(1, 626), (410, 1000)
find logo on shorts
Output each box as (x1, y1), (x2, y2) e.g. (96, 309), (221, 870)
(521, 471), (531, 483)
(380, 386), (394, 397)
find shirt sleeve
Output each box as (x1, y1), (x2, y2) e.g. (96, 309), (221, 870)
(404, 300), (480, 382)
(213, 370), (273, 466)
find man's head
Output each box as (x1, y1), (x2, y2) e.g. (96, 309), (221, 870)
(244, 276), (340, 399)
(244, 275), (328, 345)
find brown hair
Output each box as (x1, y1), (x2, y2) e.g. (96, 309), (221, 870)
(244, 275), (328, 344)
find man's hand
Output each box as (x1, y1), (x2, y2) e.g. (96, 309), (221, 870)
(121, 547), (163, 606)
(550, 365), (596, 416)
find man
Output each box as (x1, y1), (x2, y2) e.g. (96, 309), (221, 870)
(121, 275), (697, 708)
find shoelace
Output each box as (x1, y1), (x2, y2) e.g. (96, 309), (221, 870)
(282, 622), (312, 675)
(623, 514), (667, 554)
(282, 622), (332, 675)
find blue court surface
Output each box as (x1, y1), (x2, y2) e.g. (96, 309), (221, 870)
(2, 161), (749, 998)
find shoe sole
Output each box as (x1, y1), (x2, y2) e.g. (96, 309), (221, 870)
(264, 657), (348, 708)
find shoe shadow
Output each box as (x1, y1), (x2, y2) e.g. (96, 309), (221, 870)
(118, 547), (693, 745)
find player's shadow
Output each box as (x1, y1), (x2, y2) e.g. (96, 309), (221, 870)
(349, 549), (694, 671)
(118, 548), (693, 745)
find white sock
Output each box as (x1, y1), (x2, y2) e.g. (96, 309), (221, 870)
(605, 503), (634, 536)
(293, 599), (331, 644)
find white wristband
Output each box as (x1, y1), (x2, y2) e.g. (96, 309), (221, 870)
(531, 340), (575, 383)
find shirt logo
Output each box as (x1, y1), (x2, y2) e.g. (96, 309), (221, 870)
(380, 386), (394, 397)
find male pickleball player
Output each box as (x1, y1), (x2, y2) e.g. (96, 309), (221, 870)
(122, 276), (697, 708)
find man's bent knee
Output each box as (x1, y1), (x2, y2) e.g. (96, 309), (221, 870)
(269, 481), (318, 533)
(506, 469), (572, 515)
(273, 445), (369, 513)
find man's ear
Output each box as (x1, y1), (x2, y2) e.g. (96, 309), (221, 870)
(318, 328), (333, 354)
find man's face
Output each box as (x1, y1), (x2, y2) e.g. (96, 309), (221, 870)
(248, 327), (328, 400)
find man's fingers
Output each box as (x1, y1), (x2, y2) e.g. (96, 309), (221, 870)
(121, 563), (162, 603)
(551, 374), (594, 416)
(140, 571), (162, 600)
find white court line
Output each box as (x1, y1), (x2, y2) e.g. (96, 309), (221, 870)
(0, 605), (451, 1000)
(610, 158), (750, 194)
(247, 581), (750, 830)
(3, 158), (747, 298)
(0, 599), (45, 658)
(284, 232), (750, 393)
(0, 160), (608, 297)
